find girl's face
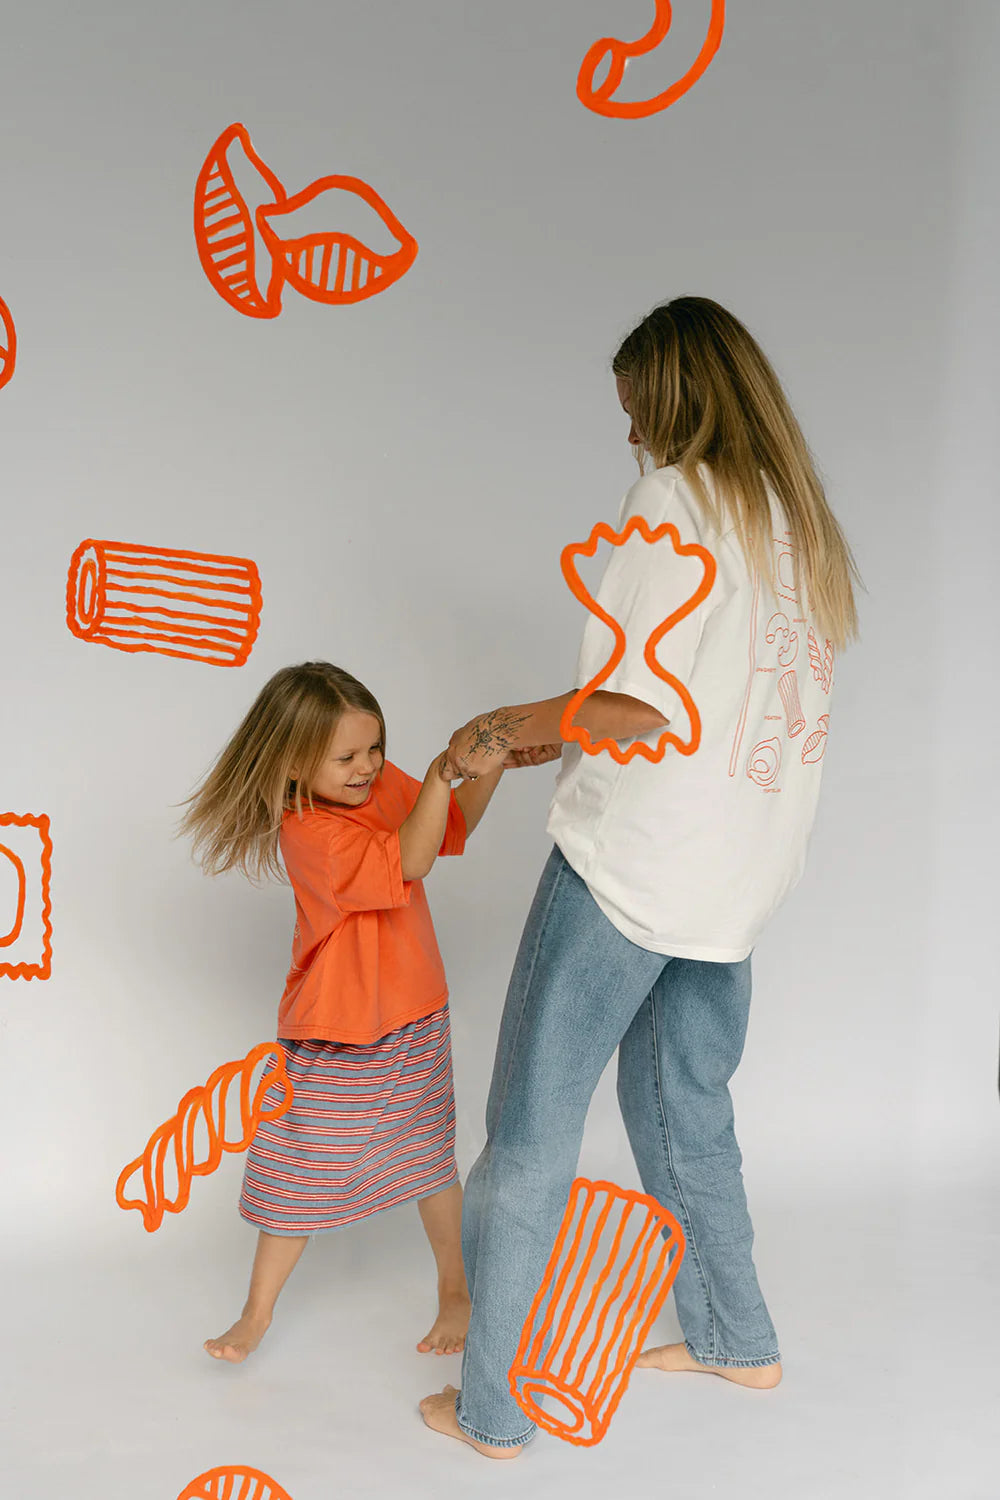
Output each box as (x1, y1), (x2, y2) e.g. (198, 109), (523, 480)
(308, 710), (384, 806)
(616, 375), (643, 448)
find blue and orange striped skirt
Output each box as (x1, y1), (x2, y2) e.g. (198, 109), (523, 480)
(239, 1005), (459, 1235)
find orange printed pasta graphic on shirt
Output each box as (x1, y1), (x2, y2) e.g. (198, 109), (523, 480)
(560, 516), (716, 762)
(0, 813), (52, 980)
(178, 1467), (293, 1500)
(66, 539), (262, 667)
(0, 294), (15, 391)
(195, 122), (417, 318)
(577, 0), (725, 119)
(116, 1042), (293, 1232)
(510, 1178), (685, 1446)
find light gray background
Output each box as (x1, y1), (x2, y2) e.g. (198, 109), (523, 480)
(1, 2), (997, 1497)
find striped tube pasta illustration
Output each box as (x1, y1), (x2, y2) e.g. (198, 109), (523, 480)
(0, 813), (53, 981)
(777, 669), (805, 737)
(66, 539), (262, 667)
(577, 0), (725, 119)
(0, 294), (15, 391)
(194, 123), (287, 318)
(116, 1042), (293, 1232)
(178, 1466), (294, 1500)
(256, 176), (418, 306)
(510, 1178), (685, 1446)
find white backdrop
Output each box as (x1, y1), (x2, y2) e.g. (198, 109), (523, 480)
(0, 3), (996, 1496)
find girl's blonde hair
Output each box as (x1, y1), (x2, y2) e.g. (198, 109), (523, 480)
(612, 297), (859, 648)
(179, 661), (386, 882)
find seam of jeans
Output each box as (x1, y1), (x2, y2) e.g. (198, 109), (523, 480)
(455, 1396), (535, 1447)
(684, 1343), (781, 1369)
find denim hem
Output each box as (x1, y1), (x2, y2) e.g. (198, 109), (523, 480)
(685, 1340), (781, 1369)
(455, 1401), (534, 1448)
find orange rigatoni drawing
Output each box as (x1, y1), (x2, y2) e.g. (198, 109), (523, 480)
(116, 1043), (293, 1232)
(560, 516), (716, 763)
(0, 294), (15, 391)
(0, 814), (52, 980)
(178, 1466), (294, 1500)
(777, 670), (805, 737)
(509, 1178), (685, 1446)
(66, 539), (262, 667)
(577, 0), (725, 120)
(194, 123), (288, 319)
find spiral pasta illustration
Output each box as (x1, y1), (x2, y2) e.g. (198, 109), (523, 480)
(807, 627), (834, 692)
(116, 1042), (293, 1232)
(577, 0), (725, 120)
(0, 294), (15, 392)
(178, 1467), (294, 1500)
(0, 813), (53, 981)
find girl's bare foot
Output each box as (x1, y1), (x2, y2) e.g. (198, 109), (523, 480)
(636, 1342), (782, 1388)
(417, 1289), (471, 1355)
(204, 1310), (271, 1363)
(419, 1384), (522, 1459)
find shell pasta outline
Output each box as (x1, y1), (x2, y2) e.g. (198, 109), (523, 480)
(116, 1042), (293, 1232)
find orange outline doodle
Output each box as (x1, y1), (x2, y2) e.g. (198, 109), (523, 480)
(178, 1467), (294, 1500)
(0, 814), (53, 980)
(746, 737), (781, 788)
(801, 714), (830, 765)
(116, 1042), (293, 1233)
(777, 669), (805, 737)
(0, 294), (15, 391)
(577, 0), (725, 120)
(195, 123), (288, 319)
(807, 627), (835, 693)
(509, 1178), (685, 1446)
(560, 516), (716, 762)
(765, 611), (798, 667)
(66, 539), (262, 667)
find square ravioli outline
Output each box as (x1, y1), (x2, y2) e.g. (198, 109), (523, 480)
(0, 812), (53, 980)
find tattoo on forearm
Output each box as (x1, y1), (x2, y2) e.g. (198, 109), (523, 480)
(469, 708), (530, 757)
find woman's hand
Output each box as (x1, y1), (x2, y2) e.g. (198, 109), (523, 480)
(447, 708), (530, 781)
(503, 744), (563, 769)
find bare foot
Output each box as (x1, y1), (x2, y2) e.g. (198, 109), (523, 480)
(204, 1310), (271, 1363)
(636, 1342), (782, 1389)
(419, 1384), (522, 1459)
(417, 1289), (471, 1355)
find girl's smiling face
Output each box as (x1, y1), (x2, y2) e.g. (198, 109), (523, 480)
(307, 710), (384, 805)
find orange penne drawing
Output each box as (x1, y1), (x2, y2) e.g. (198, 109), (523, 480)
(560, 515), (716, 763)
(577, 0), (725, 120)
(0, 294), (15, 391)
(178, 1466), (294, 1500)
(0, 813), (52, 981)
(194, 123), (288, 319)
(116, 1042), (293, 1233)
(66, 539), (262, 667)
(509, 1178), (685, 1446)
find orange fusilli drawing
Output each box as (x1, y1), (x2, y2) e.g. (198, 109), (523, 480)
(0, 294), (15, 391)
(801, 714), (830, 765)
(777, 670), (805, 737)
(577, 0), (725, 120)
(807, 627), (834, 693)
(66, 539), (262, 667)
(746, 737), (781, 788)
(0, 814), (52, 980)
(194, 123), (288, 319)
(509, 1178), (685, 1446)
(560, 515), (716, 763)
(178, 1466), (293, 1500)
(116, 1042), (293, 1232)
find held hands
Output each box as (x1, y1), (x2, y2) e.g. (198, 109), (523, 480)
(503, 744), (563, 770)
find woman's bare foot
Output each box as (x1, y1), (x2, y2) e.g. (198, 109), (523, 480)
(636, 1342), (782, 1388)
(204, 1310), (271, 1363)
(417, 1289), (471, 1355)
(419, 1384), (522, 1459)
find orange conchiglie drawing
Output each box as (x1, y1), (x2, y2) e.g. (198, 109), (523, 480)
(509, 1178), (685, 1446)
(66, 539), (262, 667)
(801, 714), (830, 765)
(0, 294), (15, 391)
(194, 123), (287, 318)
(0, 814), (52, 981)
(577, 0), (725, 120)
(560, 515), (716, 763)
(116, 1042), (293, 1233)
(178, 1466), (294, 1500)
(256, 176), (418, 306)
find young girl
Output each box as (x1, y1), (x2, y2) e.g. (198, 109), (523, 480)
(179, 661), (503, 1363)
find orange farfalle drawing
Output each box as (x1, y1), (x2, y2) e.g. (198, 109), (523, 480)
(194, 123), (288, 319)
(66, 539), (262, 667)
(0, 294), (15, 391)
(178, 1467), (294, 1500)
(509, 1178), (685, 1446)
(560, 515), (716, 763)
(0, 813), (53, 981)
(577, 0), (725, 120)
(116, 1043), (293, 1233)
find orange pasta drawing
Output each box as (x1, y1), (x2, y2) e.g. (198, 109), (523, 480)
(0, 294), (15, 391)
(509, 1178), (685, 1446)
(560, 516), (716, 763)
(0, 814), (53, 981)
(194, 123), (288, 319)
(746, 737), (781, 788)
(66, 539), (262, 667)
(116, 1042), (293, 1233)
(807, 627), (834, 693)
(777, 670), (805, 737)
(765, 611), (798, 667)
(178, 1466), (293, 1500)
(801, 714), (830, 765)
(577, 0), (725, 120)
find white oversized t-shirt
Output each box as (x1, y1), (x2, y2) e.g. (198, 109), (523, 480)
(546, 465), (835, 961)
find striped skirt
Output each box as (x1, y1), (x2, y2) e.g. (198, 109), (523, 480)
(239, 1005), (459, 1235)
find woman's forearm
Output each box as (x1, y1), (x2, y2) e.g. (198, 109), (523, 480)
(474, 692), (666, 754)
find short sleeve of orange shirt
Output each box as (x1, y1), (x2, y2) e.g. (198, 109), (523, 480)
(277, 760), (467, 1044)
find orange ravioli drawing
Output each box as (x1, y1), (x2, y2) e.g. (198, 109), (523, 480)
(116, 1042), (293, 1232)
(195, 123), (287, 319)
(577, 0), (725, 120)
(0, 294), (15, 390)
(66, 539), (262, 667)
(510, 1178), (685, 1446)
(0, 813), (52, 981)
(560, 516), (716, 763)
(178, 1466), (294, 1500)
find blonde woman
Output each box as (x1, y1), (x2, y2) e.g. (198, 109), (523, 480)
(420, 297), (859, 1457)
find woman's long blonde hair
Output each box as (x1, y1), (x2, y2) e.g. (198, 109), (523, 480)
(612, 297), (859, 647)
(178, 661), (386, 882)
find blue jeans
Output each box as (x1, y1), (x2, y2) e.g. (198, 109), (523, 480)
(455, 846), (780, 1447)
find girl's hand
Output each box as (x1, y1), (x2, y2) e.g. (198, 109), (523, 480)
(448, 707), (530, 781)
(435, 751), (462, 784)
(503, 744), (563, 769)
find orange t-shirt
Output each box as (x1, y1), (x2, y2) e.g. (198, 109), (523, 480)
(276, 760), (466, 1044)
